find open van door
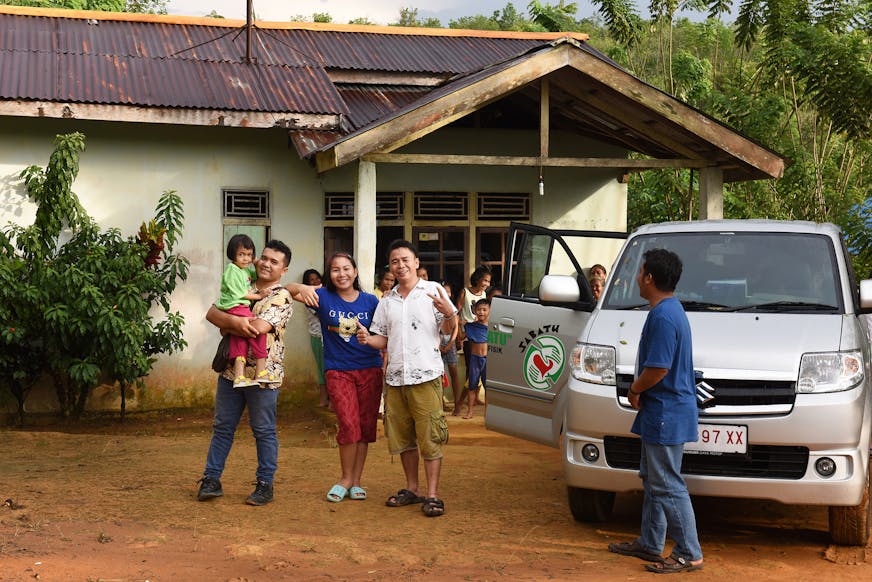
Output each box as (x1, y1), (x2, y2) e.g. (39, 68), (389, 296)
(485, 223), (627, 446)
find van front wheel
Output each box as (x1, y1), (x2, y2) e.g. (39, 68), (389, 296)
(828, 460), (871, 546)
(568, 487), (615, 522)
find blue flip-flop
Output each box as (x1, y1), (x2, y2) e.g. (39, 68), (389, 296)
(349, 486), (367, 500)
(326, 484), (347, 503)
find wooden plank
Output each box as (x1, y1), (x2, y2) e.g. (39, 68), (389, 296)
(540, 78), (550, 159)
(363, 153), (709, 169)
(566, 51), (784, 178)
(324, 47), (572, 170)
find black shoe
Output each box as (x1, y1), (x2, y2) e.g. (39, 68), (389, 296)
(246, 480), (274, 506)
(197, 476), (223, 501)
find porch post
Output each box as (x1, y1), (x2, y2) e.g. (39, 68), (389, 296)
(699, 167), (724, 220)
(355, 160), (377, 292)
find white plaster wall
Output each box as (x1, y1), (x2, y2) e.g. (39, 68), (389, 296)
(0, 117), (325, 410)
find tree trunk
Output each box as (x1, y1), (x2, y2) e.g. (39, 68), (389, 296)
(119, 381), (127, 423)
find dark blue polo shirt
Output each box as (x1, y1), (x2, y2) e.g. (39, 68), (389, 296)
(630, 297), (698, 445)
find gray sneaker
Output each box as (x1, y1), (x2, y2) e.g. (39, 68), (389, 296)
(197, 476), (223, 501)
(245, 480), (274, 506)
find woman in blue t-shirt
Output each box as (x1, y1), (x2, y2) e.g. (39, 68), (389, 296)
(307, 252), (384, 503)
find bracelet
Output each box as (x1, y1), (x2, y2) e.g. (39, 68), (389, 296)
(628, 388), (640, 396)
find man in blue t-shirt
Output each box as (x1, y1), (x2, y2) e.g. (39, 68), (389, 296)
(608, 248), (704, 573)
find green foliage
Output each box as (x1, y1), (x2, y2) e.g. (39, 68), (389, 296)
(5, 0), (166, 12)
(392, 7), (442, 28)
(0, 134), (188, 421)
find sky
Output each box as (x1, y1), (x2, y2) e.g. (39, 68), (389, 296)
(164, 0), (600, 27)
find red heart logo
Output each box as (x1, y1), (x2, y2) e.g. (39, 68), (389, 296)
(532, 353), (554, 376)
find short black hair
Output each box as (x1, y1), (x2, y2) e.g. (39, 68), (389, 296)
(469, 265), (491, 287)
(264, 239), (292, 267)
(323, 252), (361, 293)
(387, 239), (418, 260)
(473, 298), (491, 310)
(302, 268), (321, 284)
(642, 248), (682, 292)
(226, 234), (255, 262)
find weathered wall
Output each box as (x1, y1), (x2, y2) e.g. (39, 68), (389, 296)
(0, 117), (325, 413)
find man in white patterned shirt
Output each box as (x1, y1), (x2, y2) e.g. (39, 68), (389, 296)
(357, 240), (457, 517)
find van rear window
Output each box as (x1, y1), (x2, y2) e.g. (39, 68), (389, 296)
(603, 232), (842, 313)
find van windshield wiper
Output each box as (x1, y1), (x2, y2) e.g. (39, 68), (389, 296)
(615, 303), (648, 310)
(730, 301), (839, 312)
(680, 300), (730, 311)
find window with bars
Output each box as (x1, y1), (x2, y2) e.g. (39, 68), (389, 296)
(477, 193), (530, 220)
(324, 192), (404, 219)
(414, 192), (468, 220)
(222, 189), (270, 259)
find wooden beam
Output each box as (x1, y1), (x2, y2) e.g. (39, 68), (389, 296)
(565, 51), (784, 179)
(540, 78), (549, 159)
(362, 153), (710, 170)
(320, 47), (572, 171)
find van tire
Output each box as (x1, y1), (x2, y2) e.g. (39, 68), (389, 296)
(828, 459), (871, 546)
(568, 487), (615, 522)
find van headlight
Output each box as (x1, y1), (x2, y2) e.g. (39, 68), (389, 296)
(571, 343), (616, 385)
(797, 350), (864, 393)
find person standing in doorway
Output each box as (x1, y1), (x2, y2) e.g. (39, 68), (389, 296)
(463, 298), (490, 419)
(607, 248), (704, 573)
(302, 268), (328, 408)
(356, 240), (457, 517)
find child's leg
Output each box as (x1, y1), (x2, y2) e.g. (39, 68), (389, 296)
(250, 333), (268, 375)
(449, 363), (462, 416)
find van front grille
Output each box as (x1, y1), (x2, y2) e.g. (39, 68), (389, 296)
(603, 436), (809, 479)
(616, 375), (796, 408)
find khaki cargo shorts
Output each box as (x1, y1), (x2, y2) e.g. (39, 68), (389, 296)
(384, 377), (449, 460)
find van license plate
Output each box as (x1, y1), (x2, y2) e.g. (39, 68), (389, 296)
(685, 424), (747, 455)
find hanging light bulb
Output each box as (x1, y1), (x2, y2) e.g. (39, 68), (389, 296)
(538, 174), (545, 196)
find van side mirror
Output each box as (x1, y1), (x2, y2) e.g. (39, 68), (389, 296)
(539, 274), (581, 303)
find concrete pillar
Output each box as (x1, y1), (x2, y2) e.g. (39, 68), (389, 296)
(699, 167), (724, 220)
(355, 160), (377, 292)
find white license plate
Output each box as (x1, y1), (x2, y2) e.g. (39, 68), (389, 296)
(685, 423), (747, 454)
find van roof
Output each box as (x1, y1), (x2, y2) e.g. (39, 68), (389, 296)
(634, 220), (841, 237)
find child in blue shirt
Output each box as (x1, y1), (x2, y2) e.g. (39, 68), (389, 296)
(463, 298), (490, 419)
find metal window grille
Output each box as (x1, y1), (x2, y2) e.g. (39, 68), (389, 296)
(478, 193), (530, 220)
(223, 190), (269, 218)
(324, 192), (403, 219)
(414, 192), (468, 220)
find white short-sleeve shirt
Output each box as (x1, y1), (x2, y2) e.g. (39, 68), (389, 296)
(370, 279), (456, 387)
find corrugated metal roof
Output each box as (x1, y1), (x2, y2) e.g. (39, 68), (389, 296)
(337, 84), (431, 130)
(0, 11), (556, 116)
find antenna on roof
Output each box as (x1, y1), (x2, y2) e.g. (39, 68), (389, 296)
(244, 0), (255, 64)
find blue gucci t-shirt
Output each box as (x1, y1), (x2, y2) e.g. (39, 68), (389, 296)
(313, 288), (382, 371)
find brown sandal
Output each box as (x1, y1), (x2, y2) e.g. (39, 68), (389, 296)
(645, 555), (703, 574)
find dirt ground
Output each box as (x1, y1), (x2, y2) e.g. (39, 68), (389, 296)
(1, 402), (871, 582)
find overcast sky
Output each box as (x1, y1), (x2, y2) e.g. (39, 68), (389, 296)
(165, 0), (599, 26)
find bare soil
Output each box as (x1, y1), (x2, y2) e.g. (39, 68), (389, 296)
(1, 405), (870, 581)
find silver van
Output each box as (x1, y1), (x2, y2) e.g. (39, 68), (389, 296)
(486, 220), (872, 545)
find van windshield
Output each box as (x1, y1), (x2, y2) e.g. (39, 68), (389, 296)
(603, 232), (843, 313)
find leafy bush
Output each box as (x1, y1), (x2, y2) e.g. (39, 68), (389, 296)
(0, 133), (189, 422)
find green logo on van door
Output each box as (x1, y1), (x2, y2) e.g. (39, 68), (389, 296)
(523, 335), (565, 390)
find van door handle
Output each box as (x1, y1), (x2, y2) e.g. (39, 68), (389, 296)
(498, 317), (515, 332)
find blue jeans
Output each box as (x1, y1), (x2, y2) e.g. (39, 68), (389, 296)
(204, 376), (278, 483)
(636, 441), (703, 561)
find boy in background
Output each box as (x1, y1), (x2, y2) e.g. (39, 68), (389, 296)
(463, 298), (490, 419)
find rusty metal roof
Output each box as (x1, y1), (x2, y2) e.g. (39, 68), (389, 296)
(0, 10), (557, 115)
(337, 84), (432, 130)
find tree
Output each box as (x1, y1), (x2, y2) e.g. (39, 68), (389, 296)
(392, 7), (442, 28)
(4, 0), (167, 12)
(0, 133), (189, 421)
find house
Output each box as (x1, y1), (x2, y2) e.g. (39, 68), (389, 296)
(0, 6), (785, 410)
